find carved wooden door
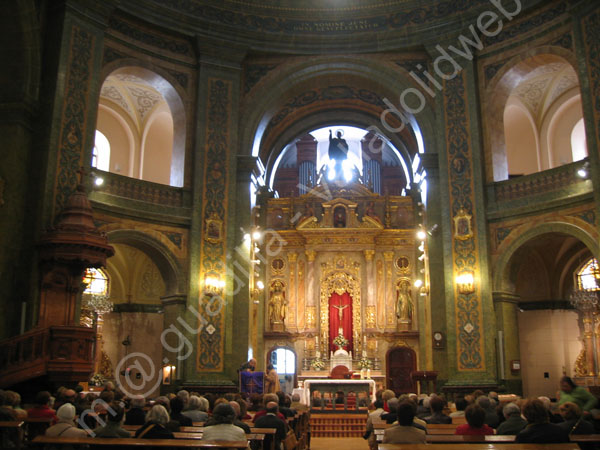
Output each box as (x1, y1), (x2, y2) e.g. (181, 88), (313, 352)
(386, 346), (416, 394)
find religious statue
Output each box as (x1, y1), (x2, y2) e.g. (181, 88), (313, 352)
(301, 203), (314, 221)
(395, 280), (413, 323)
(328, 129), (349, 180)
(268, 281), (287, 329)
(333, 206), (346, 228)
(365, 201), (381, 223)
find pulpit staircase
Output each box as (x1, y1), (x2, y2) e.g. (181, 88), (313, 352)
(310, 412), (368, 438)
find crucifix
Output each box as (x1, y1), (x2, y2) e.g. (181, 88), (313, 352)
(332, 302), (349, 321)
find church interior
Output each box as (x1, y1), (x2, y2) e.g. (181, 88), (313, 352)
(2, 0), (600, 426)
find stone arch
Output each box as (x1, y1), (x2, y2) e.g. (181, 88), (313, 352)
(493, 222), (599, 295)
(483, 46), (579, 181)
(106, 229), (185, 297)
(98, 62), (187, 187)
(239, 56), (437, 181)
(1, 1), (40, 103)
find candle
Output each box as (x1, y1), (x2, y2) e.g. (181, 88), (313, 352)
(367, 368), (371, 379)
(338, 327), (343, 335)
(316, 336), (319, 345)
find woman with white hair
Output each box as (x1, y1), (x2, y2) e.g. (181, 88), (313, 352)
(134, 405), (174, 439)
(46, 403), (88, 437)
(182, 395), (209, 422)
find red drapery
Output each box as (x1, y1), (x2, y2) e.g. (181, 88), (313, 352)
(328, 291), (353, 353)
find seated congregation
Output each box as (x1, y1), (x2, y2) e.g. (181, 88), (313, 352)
(365, 375), (600, 448)
(0, 385), (305, 449)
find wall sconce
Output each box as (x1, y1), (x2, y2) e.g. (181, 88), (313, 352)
(416, 229), (427, 241)
(577, 161), (590, 179)
(252, 280), (264, 304)
(162, 364), (176, 384)
(205, 275), (225, 295)
(456, 270), (475, 294)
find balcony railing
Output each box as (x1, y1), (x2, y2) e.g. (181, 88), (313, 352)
(91, 170), (187, 208)
(491, 159), (590, 204)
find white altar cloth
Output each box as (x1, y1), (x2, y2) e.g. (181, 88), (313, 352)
(298, 378), (376, 405)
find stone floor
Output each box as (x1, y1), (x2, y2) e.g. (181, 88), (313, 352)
(310, 437), (367, 450)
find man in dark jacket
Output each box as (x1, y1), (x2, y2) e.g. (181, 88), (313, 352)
(255, 402), (287, 450)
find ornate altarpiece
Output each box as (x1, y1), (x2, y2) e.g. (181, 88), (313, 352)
(259, 180), (421, 379)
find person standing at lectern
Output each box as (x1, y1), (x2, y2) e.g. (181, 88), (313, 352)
(239, 358), (257, 372)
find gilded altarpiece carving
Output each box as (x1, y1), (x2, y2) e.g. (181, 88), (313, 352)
(298, 259), (306, 329)
(287, 253), (297, 329)
(319, 256), (362, 353)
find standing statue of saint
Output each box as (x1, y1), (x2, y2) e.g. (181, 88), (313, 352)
(328, 129), (349, 179)
(268, 281), (286, 327)
(395, 280), (413, 323)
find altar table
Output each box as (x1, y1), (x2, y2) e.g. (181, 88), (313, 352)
(298, 379), (376, 409)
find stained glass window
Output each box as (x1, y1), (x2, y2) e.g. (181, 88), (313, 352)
(577, 258), (600, 291)
(83, 267), (109, 295)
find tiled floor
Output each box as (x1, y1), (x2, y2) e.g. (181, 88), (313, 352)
(310, 437), (367, 450)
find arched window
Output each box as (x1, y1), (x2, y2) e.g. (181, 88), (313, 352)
(577, 258), (600, 291)
(92, 130), (111, 172)
(571, 118), (588, 161)
(271, 347), (296, 375)
(83, 267), (109, 295)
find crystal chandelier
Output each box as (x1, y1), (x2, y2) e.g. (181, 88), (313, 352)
(82, 293), (114, 315)
(569, 289), (599, 312)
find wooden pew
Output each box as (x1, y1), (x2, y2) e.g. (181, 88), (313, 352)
(569, 434), (600, 443)
(425, 423), (460, 435)
(32, 435), (250, 448)
(0, 421), (24, 450)
(25, 417), (53, 442)
(378, 444), (580, 450)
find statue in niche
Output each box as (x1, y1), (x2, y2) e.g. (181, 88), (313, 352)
(301, 203), (315, 221)
(268, 281), (287, 328)
(333, 206), (346, 228)
(395, 279), (413, 323)
(365, 201), (381, 223)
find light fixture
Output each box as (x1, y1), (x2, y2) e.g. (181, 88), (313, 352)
(252, 230), (262, 241)
(256, 280), (264, 290)
(205, 275), (225, 295)
(162, 364), (176, 384)
(456, 270), (475, 295)
(577, 161), (590, 179)
(94, 176), (104, 186)
(427, 224), (439, 236)
(416, 230), (427, 241)
(414, 279), (423, 288)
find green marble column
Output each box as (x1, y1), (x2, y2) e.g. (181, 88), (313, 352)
(572, 3), (600, 255)
(493, 291), (522, 395)
(186, 39), (246, 385)
(420, 152), (448, 382)
(439, 57), (497, 388)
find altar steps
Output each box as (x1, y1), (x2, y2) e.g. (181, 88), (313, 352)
(310, 413), (368, 438)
